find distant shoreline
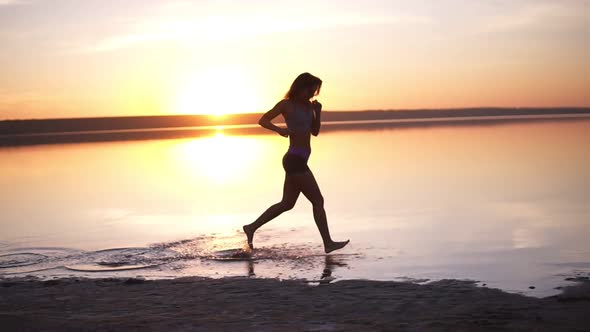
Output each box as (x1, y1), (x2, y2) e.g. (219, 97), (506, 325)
(1, 108), (589, 147)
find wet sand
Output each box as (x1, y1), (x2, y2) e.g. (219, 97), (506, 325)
(1, 276), (589, 331)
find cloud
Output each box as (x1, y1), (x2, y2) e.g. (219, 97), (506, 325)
(69, 13), (432, 54)
(0, 0), (27, 6)
(80, 32), (171, 53)
(477, 1), (589, 34)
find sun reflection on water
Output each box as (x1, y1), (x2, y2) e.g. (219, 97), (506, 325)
(171, 130), (262, 184)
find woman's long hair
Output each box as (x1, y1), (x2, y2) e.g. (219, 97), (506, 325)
(285, 73), (322, 99)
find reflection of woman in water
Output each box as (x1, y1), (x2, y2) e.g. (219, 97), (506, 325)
(243, 73), (349, 253)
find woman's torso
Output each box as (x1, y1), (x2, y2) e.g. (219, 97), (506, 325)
(284, 100), (313, 149)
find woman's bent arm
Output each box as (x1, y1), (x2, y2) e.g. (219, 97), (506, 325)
(311, 101), (322, 136)
(259, 100), (289, 137)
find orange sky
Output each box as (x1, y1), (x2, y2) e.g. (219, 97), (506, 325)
(0, 0), (588, 120)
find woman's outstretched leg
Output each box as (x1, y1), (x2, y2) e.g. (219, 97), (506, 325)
(297, 171), (349, 253)
(243, 174), (300, 249)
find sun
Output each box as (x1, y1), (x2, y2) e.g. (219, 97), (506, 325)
(173, 65), (259, 116)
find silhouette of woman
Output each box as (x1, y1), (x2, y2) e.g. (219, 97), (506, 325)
(243, 73), (350, 254)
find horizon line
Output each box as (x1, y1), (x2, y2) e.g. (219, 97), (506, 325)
(2, 106), (589, 122)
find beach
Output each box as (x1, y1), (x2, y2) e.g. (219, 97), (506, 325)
(2, 118), (590, 330)
(1, 276), (589, 331)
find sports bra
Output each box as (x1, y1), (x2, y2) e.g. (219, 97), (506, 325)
(284, 101), (313, 132)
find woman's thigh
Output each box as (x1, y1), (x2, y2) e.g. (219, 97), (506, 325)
(293, 171), (323, 205)
(282, 173), (301, 206)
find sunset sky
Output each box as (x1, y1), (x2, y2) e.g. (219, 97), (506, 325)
(0, 0), (588, 120)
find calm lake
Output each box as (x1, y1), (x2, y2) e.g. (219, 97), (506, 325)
(1, 117), (589, 297)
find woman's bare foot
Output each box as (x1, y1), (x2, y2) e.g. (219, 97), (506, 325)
(324, 240), (350, 254)
(243, 225), (254, 250)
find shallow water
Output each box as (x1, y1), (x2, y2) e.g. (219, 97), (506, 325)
(1, 117), (589, 297)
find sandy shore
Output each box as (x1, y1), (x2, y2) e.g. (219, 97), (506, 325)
(1, 276), (589, 331)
